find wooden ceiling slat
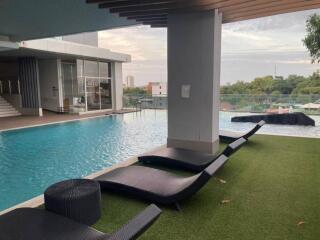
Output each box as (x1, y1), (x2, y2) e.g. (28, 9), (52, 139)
(108, 0), (240, 14)
(224, 3), (320, 23)
(221, 0), (303, 12)
(113, 0), (304, 18)
(224, 0), (320, 20)
(87, 0), (320, 27)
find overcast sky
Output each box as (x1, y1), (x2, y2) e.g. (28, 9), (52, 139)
(99, 9), (320, 86)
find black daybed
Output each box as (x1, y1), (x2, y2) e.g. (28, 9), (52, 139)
(0, 204), (161, 240)
(219, 120), (265, 143)
(97, 155), (229, 210)
(138, 137), (247, 172)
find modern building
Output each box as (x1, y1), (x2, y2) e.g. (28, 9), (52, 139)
(0, 32), (130, 117)
(147, 82), (167, 96)
(125, 75), (135, 88)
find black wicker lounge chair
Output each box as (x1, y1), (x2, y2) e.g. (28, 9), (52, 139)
(97, 155), (229, 210)
(0, 204), (161, 240)
(219, 120), (265, 143)
(138, 137), (247, 172)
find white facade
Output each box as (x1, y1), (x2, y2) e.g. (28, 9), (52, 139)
(149, 82), (167, 96)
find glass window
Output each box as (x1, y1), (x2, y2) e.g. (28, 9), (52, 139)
(74, 60), (113, 112)
(99, 62), (108, 79)
(84, 60), (99, 77)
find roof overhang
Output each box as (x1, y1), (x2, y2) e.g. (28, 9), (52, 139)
(0, 39), (131, 63)
(0, 0), (137, 41)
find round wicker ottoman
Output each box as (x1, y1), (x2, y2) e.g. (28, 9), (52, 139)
(44, 179), (101, 225)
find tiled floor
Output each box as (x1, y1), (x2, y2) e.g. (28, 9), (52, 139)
(0, 109), (137, 131)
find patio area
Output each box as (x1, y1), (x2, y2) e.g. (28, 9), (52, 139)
(93, 134), (319, 240)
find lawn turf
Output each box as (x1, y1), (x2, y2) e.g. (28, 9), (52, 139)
(94, 134), (320, 240)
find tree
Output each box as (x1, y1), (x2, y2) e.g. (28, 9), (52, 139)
(250, 76), (275, 94)
(303, 14), (320, 63)
(123, 87), (147, 95)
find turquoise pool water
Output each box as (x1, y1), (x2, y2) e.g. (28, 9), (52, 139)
(0, 110), (319, 211)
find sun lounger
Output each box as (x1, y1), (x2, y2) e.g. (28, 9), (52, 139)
(0, 204), (161, 240)
(219, 120), (265, 143)
(97, 155), (229, 210)
(138, 138), (246, 172)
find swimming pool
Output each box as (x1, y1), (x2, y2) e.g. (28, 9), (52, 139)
(0, 110), (319, 211)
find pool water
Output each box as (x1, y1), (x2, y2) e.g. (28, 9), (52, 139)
(0, 110), (319, 211)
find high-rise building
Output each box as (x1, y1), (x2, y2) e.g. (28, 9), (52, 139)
(126, 75), (135, 88)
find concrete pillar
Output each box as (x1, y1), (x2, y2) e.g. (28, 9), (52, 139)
(167, 10), (222, 154)
(112, 62), (123, 111)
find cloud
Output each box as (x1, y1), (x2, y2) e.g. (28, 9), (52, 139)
(99, 25), (167, 61)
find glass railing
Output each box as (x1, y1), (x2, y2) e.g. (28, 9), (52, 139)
(0, 79), (20, 95)
(123, 93), (320, 115)
(123, 94), (167, 109)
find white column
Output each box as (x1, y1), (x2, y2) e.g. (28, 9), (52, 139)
(112, 62), (123, 111)
(167, 10), (222, 154)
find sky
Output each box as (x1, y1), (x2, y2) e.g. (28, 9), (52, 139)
(98, 9), (320, 86)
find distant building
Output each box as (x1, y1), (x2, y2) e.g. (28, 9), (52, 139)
(147, 82), (167, 96)
(126, 75), (135, 88)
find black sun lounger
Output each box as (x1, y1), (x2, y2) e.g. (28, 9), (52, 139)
(138, 137), (247, 172)
(97, 155), (229, 210)
(219, 120), (265, 143)
(0, 204), (161, 240)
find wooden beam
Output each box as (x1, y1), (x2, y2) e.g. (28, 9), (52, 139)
(119, 9), (169, 18)
(142, 20), (167, 25)
(128, 14), (168, 20)
(87, 0), (127, 3)
(109, 3), (173, 13)
(134, 16), (168, 21)
(99, 0), (174, 9)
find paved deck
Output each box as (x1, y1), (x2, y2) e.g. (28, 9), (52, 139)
(0, 109), (137, 131)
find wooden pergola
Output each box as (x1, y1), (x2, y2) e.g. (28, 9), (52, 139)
(87, 0), (320, 27)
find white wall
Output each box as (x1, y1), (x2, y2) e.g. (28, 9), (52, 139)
(38, 59), (61, 112)
(167, 10), (222, 154)
(151, 82), (167, 96)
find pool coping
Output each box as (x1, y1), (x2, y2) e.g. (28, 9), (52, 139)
(0, 108), (140, 133)
(0, 144), (166, 216)
(0, 113), (115, 133)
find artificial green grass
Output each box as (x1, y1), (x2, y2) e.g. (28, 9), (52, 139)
(94, 135), (320, 240)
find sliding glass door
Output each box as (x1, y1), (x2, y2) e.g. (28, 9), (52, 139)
(86, 78), (100, 111)
(76, 60), (113, 112)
